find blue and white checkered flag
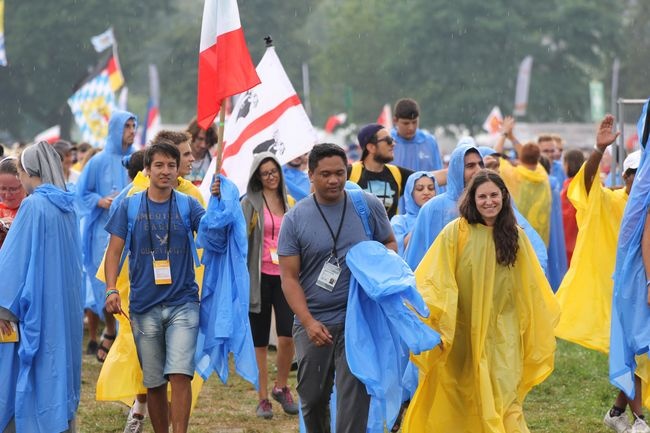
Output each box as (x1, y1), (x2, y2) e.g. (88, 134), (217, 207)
(67, 70), (116, 147)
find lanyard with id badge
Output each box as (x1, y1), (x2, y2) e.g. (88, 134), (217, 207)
(145, 191), (173, 285)
(313, 192), (347, 292)
(262, 195), (282, 265)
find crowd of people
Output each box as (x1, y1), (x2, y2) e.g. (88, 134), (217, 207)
(0, 96), (649, 433)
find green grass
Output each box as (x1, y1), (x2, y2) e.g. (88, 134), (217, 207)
(77, 338), (621, 432)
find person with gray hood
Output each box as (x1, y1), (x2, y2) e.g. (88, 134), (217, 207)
(241, 152), (298, 419)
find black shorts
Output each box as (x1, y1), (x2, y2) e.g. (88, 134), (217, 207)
(249, 273), (295, 347)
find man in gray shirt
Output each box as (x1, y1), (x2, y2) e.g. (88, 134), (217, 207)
(278, 143), (397, 433)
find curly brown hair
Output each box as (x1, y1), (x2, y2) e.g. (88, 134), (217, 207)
(459, 169), (519, 267)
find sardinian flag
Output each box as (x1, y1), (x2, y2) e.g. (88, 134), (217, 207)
(197, 0), (260, 130)
(199, 46), (317, 201)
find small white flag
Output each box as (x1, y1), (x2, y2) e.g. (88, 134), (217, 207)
(91, 27), (115, 53)
(482, 106), (503, 135)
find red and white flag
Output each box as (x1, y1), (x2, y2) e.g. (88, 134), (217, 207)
(199, 46), (317, 201)
(197, 0), (260, 130)
(482, 106), (503, 135)
(33, 125), (60, 144)
(377, 103), (393, 130)
(513, 55), (533, 117)
(324, 113), (347, 133)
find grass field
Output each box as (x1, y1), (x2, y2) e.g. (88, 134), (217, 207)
(77, 338), (622, 432)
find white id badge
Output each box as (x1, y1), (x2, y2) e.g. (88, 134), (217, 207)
(153, 259), (172, 285)
(316, 260), (341, 292)
(270, 248), (279, 265)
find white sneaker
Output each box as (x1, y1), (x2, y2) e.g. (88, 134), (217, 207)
(123, 407), (145, 433)
(604, 410), (632, 433)
(632, 417), (650, 433)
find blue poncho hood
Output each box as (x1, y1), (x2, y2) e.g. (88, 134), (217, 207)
(403, 142), (479, 268)
(105, 110), (137, 156)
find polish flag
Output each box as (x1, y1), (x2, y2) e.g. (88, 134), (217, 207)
(197, 0), (260, 130)
(377, 103), (393, 130)
(34, 125), (61, 144)
(324, 113), (347, 133)
(199, 46), (317, 201)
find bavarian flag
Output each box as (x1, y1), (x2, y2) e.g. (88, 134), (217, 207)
(67, 53), (124, 147)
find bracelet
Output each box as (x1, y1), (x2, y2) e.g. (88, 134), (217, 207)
(646, 280), (650, 287)
(105, 289), (119, 300)
(594, 145), (604, 155)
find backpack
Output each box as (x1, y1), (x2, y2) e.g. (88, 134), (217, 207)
(119, 190), (200, 270)
(349, 161), (402, 198)
(347, 189), (373, 239)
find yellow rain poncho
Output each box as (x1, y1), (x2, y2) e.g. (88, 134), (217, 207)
(554, 164), (627, 353)
(404, 218), (559, 433)
(554, 165), (650, 407)
(95, 172), (206, 408)
(499, 160), (551, 246)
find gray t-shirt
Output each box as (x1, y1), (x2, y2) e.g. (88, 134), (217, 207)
(278, 191), (393, 325)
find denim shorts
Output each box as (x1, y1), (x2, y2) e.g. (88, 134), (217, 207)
(131, 302), (200, 388)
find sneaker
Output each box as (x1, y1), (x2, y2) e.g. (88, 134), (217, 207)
(123, 407), (145, 433)
(271, 386), (299, 415)
(604, 409), (631, 433)
(256, 399), (273, 419)
(632, 416), (650, 433)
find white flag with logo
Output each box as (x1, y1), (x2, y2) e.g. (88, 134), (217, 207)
(513, 55), (533, 117)
(200, 46), (317, 201)
(91, 27), (115, 53)
(482, 106), (503, 134)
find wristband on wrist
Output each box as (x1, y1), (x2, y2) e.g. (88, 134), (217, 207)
(105, 289), (119, 300)
(646, 280), (650, 287)
(594, 145), (604, 155)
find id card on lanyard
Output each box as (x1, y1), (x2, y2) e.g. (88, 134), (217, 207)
(313, 193), (347, 292)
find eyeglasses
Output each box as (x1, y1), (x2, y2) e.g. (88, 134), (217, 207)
(375, 136), (394, 145)
(260, 168), (279, 179)
(0, 186), (22, 194)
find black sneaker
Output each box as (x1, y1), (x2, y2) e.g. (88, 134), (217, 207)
(271, 386), (299, 415)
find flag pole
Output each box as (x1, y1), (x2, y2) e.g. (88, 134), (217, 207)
(215, 102), (227, 173)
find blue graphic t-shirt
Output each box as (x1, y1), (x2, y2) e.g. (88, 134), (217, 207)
(105, 191), (205, 314)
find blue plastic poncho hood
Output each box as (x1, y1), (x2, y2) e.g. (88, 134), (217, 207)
(345, 241), (441, 432)
(391, 171), (440, 257)
(404, 142), (478, 268)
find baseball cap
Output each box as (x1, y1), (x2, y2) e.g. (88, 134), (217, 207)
(623, 150), (641, 173)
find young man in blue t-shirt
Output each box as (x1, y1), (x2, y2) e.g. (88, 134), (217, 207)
(104, 142), (214, 433)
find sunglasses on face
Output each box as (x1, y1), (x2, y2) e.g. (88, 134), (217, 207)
(375, 136), (394, 145)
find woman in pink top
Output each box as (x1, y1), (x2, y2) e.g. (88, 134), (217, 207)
(0, 157), (27, 248)
(241, 152), (298, 419)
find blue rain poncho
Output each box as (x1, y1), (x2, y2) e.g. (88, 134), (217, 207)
(391, 128), (443, 172)
(76, 110), (136, 317)
(345, 241), (441, 432)
(404, 142), (475, 269)
(547, 175), (568, 292)
(194, 175), (258, 388)
(0, 184), (83, 433)
(391, 171), (441, 257)
(283, 165), (310, 201)
(610, 99), (650, 399)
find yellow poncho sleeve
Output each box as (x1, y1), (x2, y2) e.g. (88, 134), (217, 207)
(404, 218), (558, 433)
(95, 173), (205, 409)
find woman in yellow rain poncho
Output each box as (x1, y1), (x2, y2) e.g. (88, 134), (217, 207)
(554, 114), (650, 432)
(403, 169), (559, 433)
(95, 134), (206, 424)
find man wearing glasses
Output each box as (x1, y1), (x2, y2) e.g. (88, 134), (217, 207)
(348, 123), (413, 218)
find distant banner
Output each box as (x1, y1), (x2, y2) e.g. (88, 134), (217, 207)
(0, 0), (7, 66)
(589, 80), (605, 121)
(513, 56), (533, 116)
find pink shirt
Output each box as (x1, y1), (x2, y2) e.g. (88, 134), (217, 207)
(261, 206), (283, 275)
